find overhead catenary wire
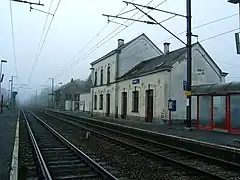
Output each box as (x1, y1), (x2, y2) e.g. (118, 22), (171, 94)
(158, 13), (240, 44)
(53, 0), (138, 80)
(55, 0), (239, 79)
(28, 0), (54, 86)
(55, 15), (173, 79)
(28, 0), (61, 85)
(44, 3), (240, 86)
(9, 0), (18, 76)
(53, 1), (134, 78)
(41, 1), (136, 87)
(123, 28), (240, 67)
(115, 13), (240, 64)
(33, 0), (54, 73)
(53, 0), (169, 79)
(199, 28), (239, 42)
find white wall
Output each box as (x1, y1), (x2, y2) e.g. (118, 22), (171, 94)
(91, 52), (118, 116)
(118, 35), (162, 77)
(65, 100), (72, 111)
(92, 53), (117, 86)
(117, 71), (165, 122)
(79, 93), (91, 112)
(91, 35), (163, 117)
(92, 84), (117, 115)
(167, 44), (225, 120)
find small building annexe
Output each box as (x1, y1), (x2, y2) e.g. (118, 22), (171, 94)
(192, 82), (240, 134)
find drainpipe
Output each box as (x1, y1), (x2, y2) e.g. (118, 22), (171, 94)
(115, 50), (120, 118)
(90, 67), (94, 116)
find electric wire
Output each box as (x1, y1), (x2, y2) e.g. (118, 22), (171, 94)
(32, 0), (54, 73)
(158, 13), (239, 44)
(44, 0), (238, 85)
(117, 13), (240, 64)
(199, 28), (239, 43)
(53, 1), (134, 79)
(9, 0), (18, 76)
(54, 0), (169, 79)
(53, 0), (138, 79)
(28, 0), (61, 85)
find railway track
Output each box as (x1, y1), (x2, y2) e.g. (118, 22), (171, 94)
(43, 110), (240, 180)
(21, 109), (117, 180)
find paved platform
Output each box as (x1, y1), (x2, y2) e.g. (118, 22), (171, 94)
(54, 110), (240, 149)
(0, 108), (19, 180)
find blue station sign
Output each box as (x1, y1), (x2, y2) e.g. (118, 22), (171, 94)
(132, 79), (140, 85)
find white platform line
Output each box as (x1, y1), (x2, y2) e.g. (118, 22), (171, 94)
(9, 113), (20, 180)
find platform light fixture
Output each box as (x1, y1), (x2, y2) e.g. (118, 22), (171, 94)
(228, 0), (240, 54)
(0, 60), (7, 113)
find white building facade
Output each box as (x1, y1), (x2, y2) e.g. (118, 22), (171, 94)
(90, 34), (163, 118)
(90, 33), (227, 123)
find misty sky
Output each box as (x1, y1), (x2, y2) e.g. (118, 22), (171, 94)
(0, 0), (240, 102)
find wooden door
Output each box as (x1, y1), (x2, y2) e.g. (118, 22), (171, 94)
(106, 94), (110, 116)
(121, 92), (127, 119)
(145, 90), (153, 122)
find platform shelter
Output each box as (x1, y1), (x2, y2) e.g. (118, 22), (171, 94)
(192, 82), (240, 134)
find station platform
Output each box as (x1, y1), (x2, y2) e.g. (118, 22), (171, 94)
(0, 108), (19, 180)
(51, 110), (240, 150)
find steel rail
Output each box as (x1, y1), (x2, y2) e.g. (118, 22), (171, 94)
(44, 111), (234, 180)
(22, 109), (52, 180)
(45, 110), (240, 169)
(27, 109), (118, 180)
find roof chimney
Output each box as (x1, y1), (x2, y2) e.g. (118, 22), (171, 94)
(118, 39), (124, 47)
(163, 42), (170, 54)
(71, 78), (73, 83)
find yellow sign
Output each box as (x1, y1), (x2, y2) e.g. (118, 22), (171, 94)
(184, 91), (192, 96)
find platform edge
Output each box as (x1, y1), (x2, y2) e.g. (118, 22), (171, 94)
(9, 111), (20, 180)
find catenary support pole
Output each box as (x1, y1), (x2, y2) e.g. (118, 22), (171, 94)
(0, 63), (2, 113)
(0, 95), (3, 113)
(186, 0), (192, 129)
(239, 3), (240, 31)
(10, 76), (13, 107)
(36, 90), (37, 106)
(51, 78), (54, 109)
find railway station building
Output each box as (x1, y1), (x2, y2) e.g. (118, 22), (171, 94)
(90, 33), (228, 124)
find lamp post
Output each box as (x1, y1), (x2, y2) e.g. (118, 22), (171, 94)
(90, 67), (94, 117)
(0, 60), (7, 113)
(228, 0), (240, 27)
(8, 79), (12, 103)
(228, 0), (240, 54)
(10, 76), (17, 108)
(57, 82), (62, 110)
(48, 78), (54, 109)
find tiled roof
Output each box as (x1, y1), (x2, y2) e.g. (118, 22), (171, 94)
(118, 44), (192, 80)
(54, 79), (84, 92)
